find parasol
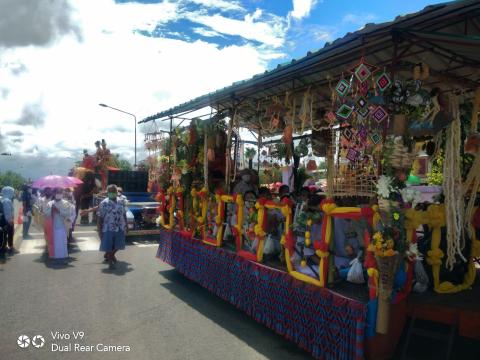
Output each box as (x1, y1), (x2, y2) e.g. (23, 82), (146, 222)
(32, 175), (83, 189)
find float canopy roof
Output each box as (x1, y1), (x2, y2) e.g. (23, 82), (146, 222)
(140, 0), (480, 135)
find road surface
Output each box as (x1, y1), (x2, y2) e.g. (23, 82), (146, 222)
(0, 218), (311, 360)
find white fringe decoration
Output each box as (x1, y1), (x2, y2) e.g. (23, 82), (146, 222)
(443, 95), (467, 270)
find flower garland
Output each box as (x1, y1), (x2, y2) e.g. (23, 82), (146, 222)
(157, 186), (176, 231)
(203, 191), (223, 246)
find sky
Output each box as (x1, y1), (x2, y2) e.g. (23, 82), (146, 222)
(0, 0), (446, 179)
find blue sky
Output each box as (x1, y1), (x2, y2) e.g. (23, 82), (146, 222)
(115, 0), (447, 69)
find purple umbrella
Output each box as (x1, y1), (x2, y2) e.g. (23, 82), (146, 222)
(32, 175), (83, 189)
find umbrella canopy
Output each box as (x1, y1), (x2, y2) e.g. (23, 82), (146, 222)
(67, 176), (84, 185)
(32, 175), (83, 189)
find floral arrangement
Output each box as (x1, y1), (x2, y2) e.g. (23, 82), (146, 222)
(376, 175), (395, 199)
(370, 231), (396, 257)
(399, 187), (422, 208)
(388, 80), (431, 119)
(405, 242), (423, 261)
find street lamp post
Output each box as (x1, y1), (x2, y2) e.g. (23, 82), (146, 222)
(99, 103), (137, 167)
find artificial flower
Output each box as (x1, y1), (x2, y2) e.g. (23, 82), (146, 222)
(376, 175), (395, 199)
(384, 249), (396, 257)
(406, 242), (423, 261)
(400, 187), (422, 207)
(386, 239), (394, 249)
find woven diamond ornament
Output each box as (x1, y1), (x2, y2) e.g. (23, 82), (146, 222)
(372, 106), (388, 123)
(355, 63), (372, 83)
(376, 72), (392, 92)
(346, 148), (360, 162)
(357, 126), (368, 140)
(356, 96), (368, 109)
(370, 132), (382, 144)
(336, 104), (353, 120)
(335, 79), (350, 97)
(342, 127), (353, 141)
(357, 106), (370, 118)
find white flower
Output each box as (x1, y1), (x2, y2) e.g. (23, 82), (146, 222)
(377, 175), (394, 199)
(400, 187), (422, 206)
(406, 242), (423, 261)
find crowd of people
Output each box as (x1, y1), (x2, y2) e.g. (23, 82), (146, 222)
(0, 182), (128, 269)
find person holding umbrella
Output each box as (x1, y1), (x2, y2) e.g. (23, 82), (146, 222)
(44, 188), (75, 262)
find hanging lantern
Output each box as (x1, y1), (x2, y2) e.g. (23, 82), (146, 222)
(207, 148), (215, 162)
(307, 159), (317, 171)
(283, 124), (293, 144)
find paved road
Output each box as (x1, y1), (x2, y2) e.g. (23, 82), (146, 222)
(0, 220), (311, 360)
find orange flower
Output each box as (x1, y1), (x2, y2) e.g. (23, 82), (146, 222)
(384, 249), (396, 257)
(386, 239), (394, 249)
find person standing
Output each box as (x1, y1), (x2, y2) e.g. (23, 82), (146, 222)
(21, 184), (33, 238)
(63, 188), (77, 243)
(1, 186), (16, 254)
(97, 184), (127, 269)
(45, 188), (73, 261)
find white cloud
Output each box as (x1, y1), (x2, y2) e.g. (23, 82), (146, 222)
(187, 0), (245, 12)
(289, 0), (318, 20)
(192, 27), (224, 38)
(189, 10), (287, 48)
(0, 0), (287, 178)
(342, 13), (377, 26)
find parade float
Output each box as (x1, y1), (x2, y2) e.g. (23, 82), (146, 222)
(141, 2), (480, 358)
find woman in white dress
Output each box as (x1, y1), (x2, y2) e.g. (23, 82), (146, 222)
(45, 188), (74, 260)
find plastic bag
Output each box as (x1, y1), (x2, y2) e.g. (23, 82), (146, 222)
(250, 237), (259, 252)
(264, 235), (275, 254)
(347, 258), (365, 284)
(223, 223), (232, 240)
(412, 259), (428, 293)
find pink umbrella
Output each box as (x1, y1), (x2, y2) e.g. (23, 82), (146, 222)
(67, 176), (84, 185)
(32, 175), (83, 189)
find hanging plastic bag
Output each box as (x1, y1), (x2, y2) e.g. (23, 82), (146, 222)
(347, 257), (365, 284)
(264, 235), (276, 255)
(223, 223), (232, 241)
(412, 259), (429, 293)
(251, 237), (259, 252)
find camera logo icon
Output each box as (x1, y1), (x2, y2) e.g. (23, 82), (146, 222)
(17, 335), (30, 348)
(32, 335), (45, 348)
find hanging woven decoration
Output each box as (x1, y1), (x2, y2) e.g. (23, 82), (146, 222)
(376, 72), (392, 93)
(335, 78), (350, 97)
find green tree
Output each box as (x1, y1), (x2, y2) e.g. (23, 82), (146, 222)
(117, 158), (132, 171)
(0, 170), (26, 190)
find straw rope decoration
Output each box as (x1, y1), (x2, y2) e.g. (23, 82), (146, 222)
(298, 87), (312, 134)
(472, 87), (480, 133)
(462, 144), (480, 239)
(443, 95), (467, 270)
(463, 87), (480, 237)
